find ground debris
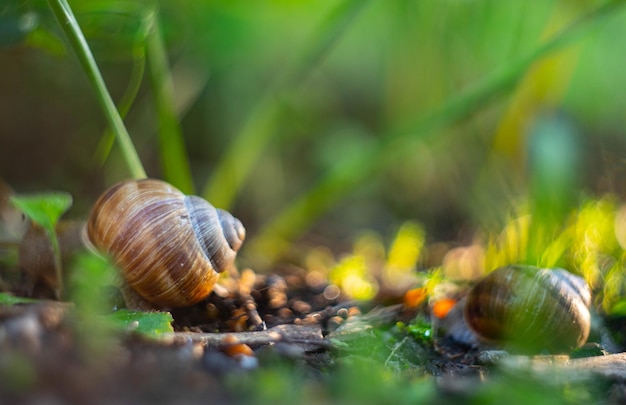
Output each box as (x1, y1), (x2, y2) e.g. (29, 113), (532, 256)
(168, 324), (329, 352)
(487, 351), (626, 381)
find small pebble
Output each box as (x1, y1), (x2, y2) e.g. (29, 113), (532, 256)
(236, 354), (259, 370)
(271, 342), (305, 358)
(327, 316), (344, 331)
(5, 313), (42, 352)
(291, 300), (312, 315)
(570, 342), (608, 359)
(201, 350), (239, 376)
(337, 308), (349, 319)
(277, 307), (293, 319)
(127, 320), (140, 332)
(323, 284), (341, 301)
(347, 307), (361, 318)
(477, 350), (510, 365)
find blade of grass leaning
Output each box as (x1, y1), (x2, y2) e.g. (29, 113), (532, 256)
(47, 0), (146, 179)
(144, 7), (195, 194)
(248, 0), (626, 266)
(202, 0), (374, 208)
(0, 292), (40, 305)
(94, 12), (149, 166)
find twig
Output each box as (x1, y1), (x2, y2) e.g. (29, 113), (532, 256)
(485, 351), (626, 381)
(384, 336), (409, 368)
(164, 324), (330, 350)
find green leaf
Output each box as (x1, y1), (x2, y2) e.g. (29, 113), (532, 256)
(396, 319), (433, 344)
(0, 293), (40, 306)
(106, 309), (174, 336)
(610, 300), (626, 316)
(10, 192), (72, 299)
(10, 192), (72, 232)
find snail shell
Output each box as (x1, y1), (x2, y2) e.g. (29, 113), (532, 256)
(85, 179), (245, 308)
(464, 265), (591, 353)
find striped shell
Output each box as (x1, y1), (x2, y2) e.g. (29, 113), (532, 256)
(86, 179), (245, 308)
(464, 265), (591, 353)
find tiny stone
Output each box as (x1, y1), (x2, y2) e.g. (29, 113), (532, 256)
(477, 350), (510, 365)
(570, 342), (609, 359)
(269, 294), (287, 309)
(285, 274), (304, 289)
(301, 313), (322, 325)
(313, 294), (331, 308)
(201, 350), (239, 376)
(6, 313), (42, 351)
(337, 308), (349, 318)
(327, 316), (344, 331)
(272, 342), (306, 358)
(236, 354), (259, 370)
(277, 307), (294, 319)
(323, 284), (341, 301)
(205, 303), (219, 318)
(291, 300), (312, 315)
(305, 271), (327, 289)
(347, 307), (361, 318)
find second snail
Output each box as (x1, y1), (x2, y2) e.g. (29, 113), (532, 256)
(440, 265), (592, 354)
(84, 178), (246, 309)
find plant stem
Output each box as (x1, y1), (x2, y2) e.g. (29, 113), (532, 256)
(94, 15), (148, 167)
(48, 230), (63, 300)
(47, 0), (146, 179)
(144, 7), (195, 194)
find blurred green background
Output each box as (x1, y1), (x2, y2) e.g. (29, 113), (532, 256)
(2, 0), (626, 273)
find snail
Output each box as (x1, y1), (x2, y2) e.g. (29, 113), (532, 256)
(84, 179), (245, 308)
(461, 265), (592, 353)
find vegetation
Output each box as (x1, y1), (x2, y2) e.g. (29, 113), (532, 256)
(2, 0), (626, 403)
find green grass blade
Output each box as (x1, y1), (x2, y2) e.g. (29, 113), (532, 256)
(202, 0), (374, 208)
(248, 0), (626, 265)
(144, 7), (195, 194)
(94, 20), (148, 166)
(47, 0), (146, 179)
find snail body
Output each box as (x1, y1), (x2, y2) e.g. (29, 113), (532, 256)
(85, 179), (245, 308)
(464, 265), (591, 353)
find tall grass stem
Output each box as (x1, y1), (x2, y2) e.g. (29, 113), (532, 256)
(48, 0), (146, 179)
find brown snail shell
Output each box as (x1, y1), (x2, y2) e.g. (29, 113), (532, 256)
(464, 265), (591, 353)
(85, 179), (245, 308)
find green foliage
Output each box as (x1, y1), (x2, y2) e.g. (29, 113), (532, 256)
(0, 8), (36, 47)
(105, 309), (174, 336)
(203, 0), (373, 208)
(469, 371), (601, 405)
(3, 1), (626, 402)
(397, 319), (433, 345)
(9, 193), (72, 233)
(0, 352), (37, 396)
(231, 345), (436, 405)
(10, 192), (72, 299)
(0, 292), (39, 305)
(68, 251), (118, 358)
(69, 251), (172, 355)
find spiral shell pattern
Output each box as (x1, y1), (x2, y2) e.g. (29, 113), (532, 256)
(464, 265), (591, 353)
(86, 179), (245, 308)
